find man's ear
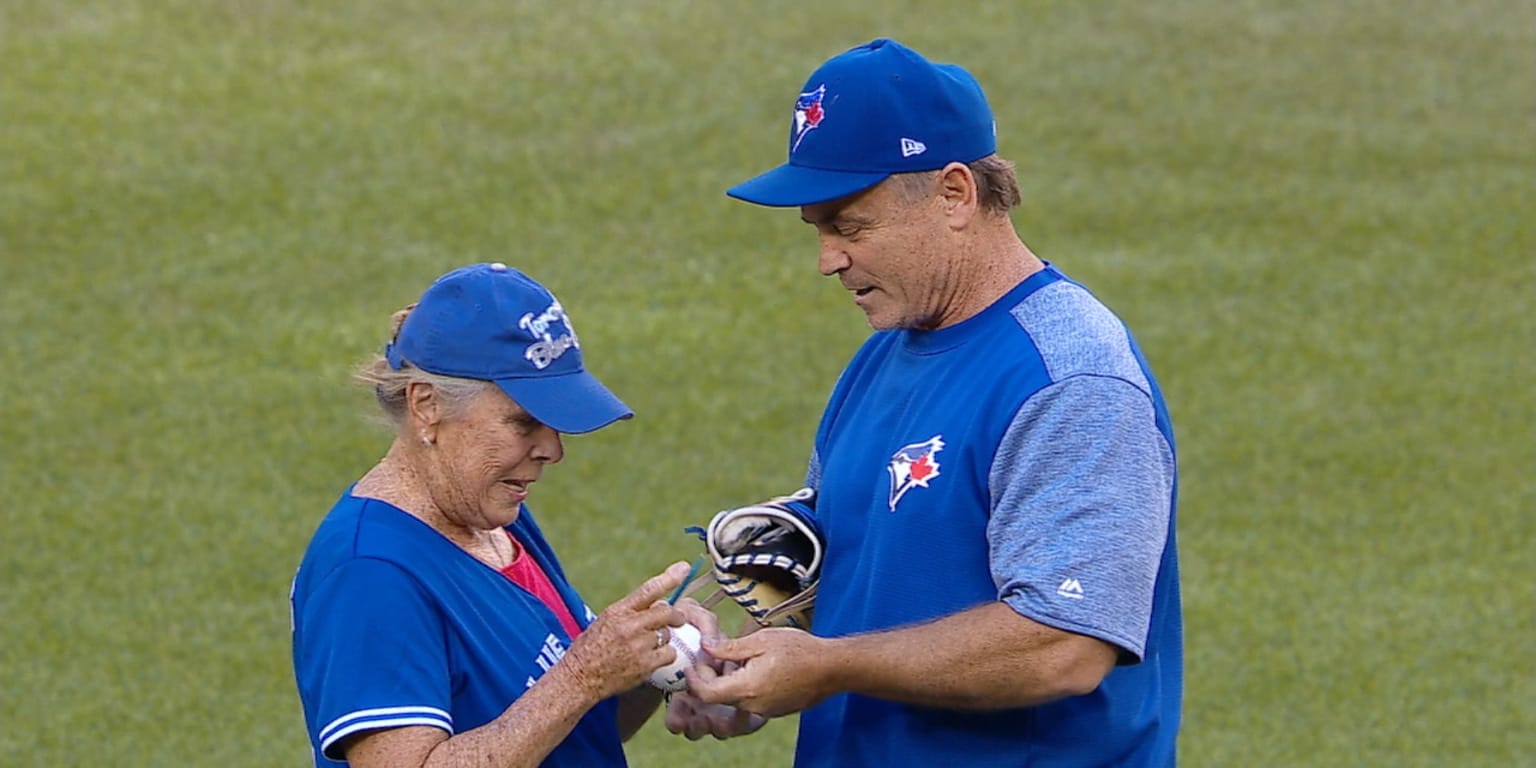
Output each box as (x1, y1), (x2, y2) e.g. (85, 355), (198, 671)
(936, 162), (979, 228)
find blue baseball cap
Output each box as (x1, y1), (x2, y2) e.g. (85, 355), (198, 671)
(385, 262), (633, 434)
(727, 38), (997, 208)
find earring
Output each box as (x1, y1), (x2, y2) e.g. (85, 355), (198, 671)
(420, 433), (434, 447)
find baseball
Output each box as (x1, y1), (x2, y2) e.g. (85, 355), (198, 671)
(647, 622), (703, 692)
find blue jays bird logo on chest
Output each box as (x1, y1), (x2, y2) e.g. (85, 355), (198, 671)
(792, 84), (827, 151)
(887, 435), (944, 511)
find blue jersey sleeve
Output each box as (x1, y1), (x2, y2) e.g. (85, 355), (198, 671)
(294, 557), (455, 760)
(987, 374), (1175, 661)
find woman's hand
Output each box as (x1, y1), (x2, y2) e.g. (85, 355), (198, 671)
(559, 561), (690, 701)
(671, 597), (722, 646)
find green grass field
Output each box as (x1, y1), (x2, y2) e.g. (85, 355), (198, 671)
(3, 1), (1533, 765)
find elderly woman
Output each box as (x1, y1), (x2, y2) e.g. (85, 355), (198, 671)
(292, 262), (706, 768)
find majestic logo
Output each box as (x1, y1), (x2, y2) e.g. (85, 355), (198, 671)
(1057, 578), (1085, 600)
(792, 84), (827, 152)
(887, 435), (944, 511)
(519, 300), (580, 370)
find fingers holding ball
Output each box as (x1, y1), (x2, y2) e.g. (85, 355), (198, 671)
(648, 623), (704, 692)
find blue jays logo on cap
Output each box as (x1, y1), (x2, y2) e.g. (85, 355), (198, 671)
(792, 84), (827, 152)
(727, 38), (998, 208)
(887, 435), (944, 511)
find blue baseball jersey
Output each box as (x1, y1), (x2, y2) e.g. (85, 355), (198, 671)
(795, 265), (1182, 767)
(290, 490), (624, 767)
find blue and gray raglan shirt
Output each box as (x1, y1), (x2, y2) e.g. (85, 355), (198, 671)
(795, 264), (1182, 767)
(290, 491), (623, 767)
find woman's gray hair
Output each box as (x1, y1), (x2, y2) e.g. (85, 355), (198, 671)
(354, 304), (490, 427)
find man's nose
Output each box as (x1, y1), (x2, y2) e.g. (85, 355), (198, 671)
(818, 236), (851, 276)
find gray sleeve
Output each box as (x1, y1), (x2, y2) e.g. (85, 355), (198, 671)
(988, 374), (1175, 661)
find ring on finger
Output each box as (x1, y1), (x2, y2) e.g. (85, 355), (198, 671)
(655, 628), (668, 649)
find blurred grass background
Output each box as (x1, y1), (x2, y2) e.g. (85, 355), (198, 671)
(2, 1), (1533, 766)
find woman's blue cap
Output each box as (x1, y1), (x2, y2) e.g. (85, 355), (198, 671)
(385, 263), (633, 434)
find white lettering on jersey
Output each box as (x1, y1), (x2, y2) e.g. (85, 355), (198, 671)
(533, 633), (568, 674)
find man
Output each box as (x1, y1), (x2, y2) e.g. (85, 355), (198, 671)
(674, 39), (1182, 766)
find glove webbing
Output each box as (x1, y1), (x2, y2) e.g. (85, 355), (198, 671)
(717, 551), (815, 584)
(678, 569), (815, 634)
(717, 573), (818, 628)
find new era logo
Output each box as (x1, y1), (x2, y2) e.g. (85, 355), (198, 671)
(900, 137), (927, 157)
(1056, 578), (1085, 599)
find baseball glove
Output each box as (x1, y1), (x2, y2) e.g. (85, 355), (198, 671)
(694, 488), (823, 632)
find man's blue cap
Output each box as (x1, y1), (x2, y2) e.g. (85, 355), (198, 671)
(727, 38), (997, 208)
(385, 262), (633, 434)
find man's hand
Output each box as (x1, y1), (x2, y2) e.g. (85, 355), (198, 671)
(663, 688), (768, 741)
(684, 628), (836, 718)
(661, 600), (770, 740)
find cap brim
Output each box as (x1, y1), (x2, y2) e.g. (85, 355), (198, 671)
(494, 372), (634, 435)
(726, 163), (891, 207)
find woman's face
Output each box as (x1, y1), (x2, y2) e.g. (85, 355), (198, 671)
(425, 386), (563, 530)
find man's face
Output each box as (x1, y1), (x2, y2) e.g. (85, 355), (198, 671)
(800, 176), (953, 331)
